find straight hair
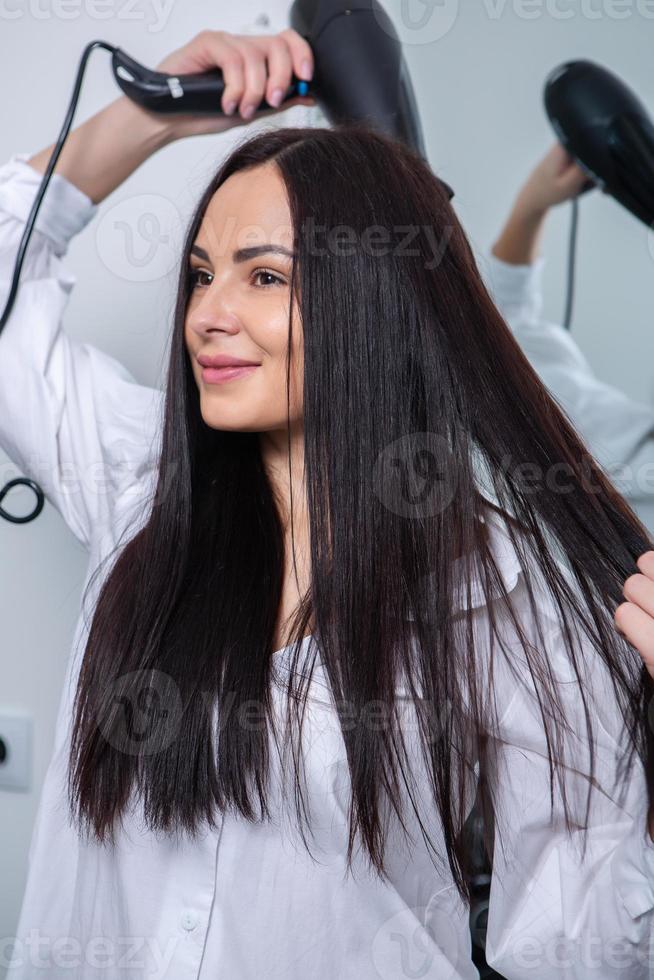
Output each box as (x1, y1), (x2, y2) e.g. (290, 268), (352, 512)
(67, 124), (654, 901)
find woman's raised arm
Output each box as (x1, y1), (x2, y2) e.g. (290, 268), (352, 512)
(0, 28), (315, 548)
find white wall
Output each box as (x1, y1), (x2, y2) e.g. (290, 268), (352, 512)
(1, 0), (652, 970)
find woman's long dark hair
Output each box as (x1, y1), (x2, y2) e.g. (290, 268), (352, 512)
(67, 123), (654, 902)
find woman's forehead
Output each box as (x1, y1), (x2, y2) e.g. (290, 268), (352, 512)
(196, 167), (294, 257)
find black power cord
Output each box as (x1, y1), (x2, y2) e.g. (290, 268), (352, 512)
(562, 196), (579, 330)
(0, 39), (116, 335)
(0, 40), (116, 523)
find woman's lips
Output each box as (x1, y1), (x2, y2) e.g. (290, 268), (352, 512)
(201, 365), (260, 384)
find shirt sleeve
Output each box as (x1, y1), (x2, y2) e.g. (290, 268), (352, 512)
(0, 152), (164, 550)
(483, 575), (654, 978)
(480, 251), (654, 507)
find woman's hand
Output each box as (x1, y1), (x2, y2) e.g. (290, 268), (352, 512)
(615, 551), (654, 841)
(512, 142), (591, 220)
(615, 551), (654, 678)
(153, 28), (317, 141)
(27, 28), (316, 203)
(491, 142), (592, 265)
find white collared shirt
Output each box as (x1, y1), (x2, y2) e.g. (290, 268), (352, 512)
(1, 153), (654, 979)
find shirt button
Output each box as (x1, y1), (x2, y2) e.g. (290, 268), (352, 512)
(181, 909), (198, 931)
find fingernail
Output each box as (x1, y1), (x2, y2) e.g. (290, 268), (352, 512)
(269, 88), (283, 107)
(224, 100), (237, 115)
(242, 104), (255, 120)
(300, 59), (313, 80)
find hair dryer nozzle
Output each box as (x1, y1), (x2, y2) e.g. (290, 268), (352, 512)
(290, 0), (431, 165)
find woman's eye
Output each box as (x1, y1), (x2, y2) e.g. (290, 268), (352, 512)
(188, 267), (285, 290)
(188, 268), (213, 290)
(252, 269), (285, 288)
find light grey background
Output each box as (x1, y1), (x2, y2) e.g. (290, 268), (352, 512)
(1, 0), (652, 970)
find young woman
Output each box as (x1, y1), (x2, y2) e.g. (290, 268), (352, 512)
(2, 27), (654, 980)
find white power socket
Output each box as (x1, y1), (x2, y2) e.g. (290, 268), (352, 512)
(0, 714), (32, 791)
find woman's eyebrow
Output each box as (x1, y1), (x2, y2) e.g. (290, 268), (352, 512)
(190, 244), (294, 263)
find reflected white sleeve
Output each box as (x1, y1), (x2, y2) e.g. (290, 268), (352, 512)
(481, 251), (654, 512)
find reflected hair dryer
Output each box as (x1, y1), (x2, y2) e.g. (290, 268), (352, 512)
(544, 59), (654, 227)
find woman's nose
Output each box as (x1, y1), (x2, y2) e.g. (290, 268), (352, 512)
(186, 285), (243, 338)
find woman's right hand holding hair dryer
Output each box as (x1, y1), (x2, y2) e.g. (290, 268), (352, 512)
(25, 28), (315, 205)
(153, 28), (316, 139)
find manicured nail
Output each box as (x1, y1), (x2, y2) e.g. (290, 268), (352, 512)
(242, 104), (255, 119)
(269, 88), (283, 107)
(224, 100), (237, 115)
(300, 59), (313, 80)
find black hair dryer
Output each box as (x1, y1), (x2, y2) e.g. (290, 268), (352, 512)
(289, 0), (430, 163)
(544, 59), (654, 227)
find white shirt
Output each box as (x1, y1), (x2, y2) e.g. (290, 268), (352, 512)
(481, 252), (654, 535)
(2, 152), (654, 979)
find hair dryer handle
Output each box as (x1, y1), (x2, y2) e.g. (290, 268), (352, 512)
(111, 48), (310, 114)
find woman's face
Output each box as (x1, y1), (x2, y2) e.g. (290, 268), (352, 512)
(185, 162), (304, 433)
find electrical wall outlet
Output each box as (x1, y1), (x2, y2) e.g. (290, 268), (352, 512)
(0, 714), (32, 791)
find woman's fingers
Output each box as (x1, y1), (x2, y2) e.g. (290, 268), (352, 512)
(624, 571), (654, 619)
(152, 29), (315, 140)
(615, 551), (654, 676)
(257, 34), (294, 108)
(637, 550), (654, 580)
(275, 27), (315, 85)
(210, 36), (246, 116)
(615, 601), (654, 671)
(230, 37), (268, 119)
(242, 29), (315, 117)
